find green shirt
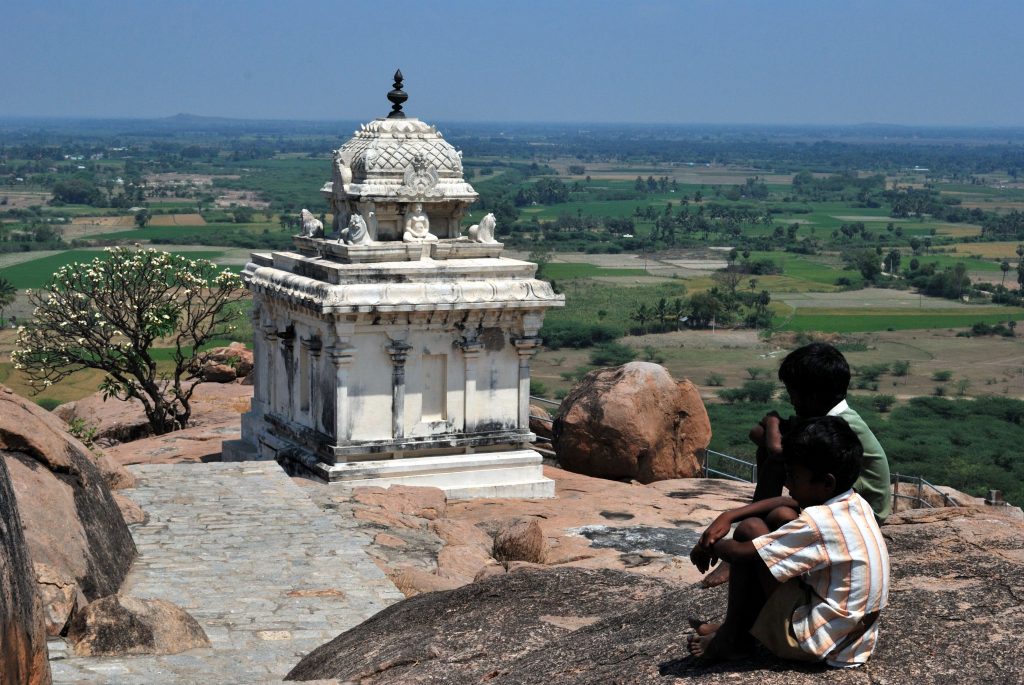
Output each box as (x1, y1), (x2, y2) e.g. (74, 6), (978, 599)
(835, 403), (891, 523)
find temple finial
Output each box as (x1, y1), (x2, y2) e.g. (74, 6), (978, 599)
(387, 69), (407, 119)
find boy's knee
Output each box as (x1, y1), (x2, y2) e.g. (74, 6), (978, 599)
(766, 506), (800, 530)
(734, 517), (770, 542)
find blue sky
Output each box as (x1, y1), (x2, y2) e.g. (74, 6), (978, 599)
(3, 0), (1022, 125)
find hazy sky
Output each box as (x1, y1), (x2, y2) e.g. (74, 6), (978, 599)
(4, 0), (1022, 126)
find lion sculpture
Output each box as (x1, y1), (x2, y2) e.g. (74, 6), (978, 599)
(300, 209), (324, 238)
(341, 212), (374, 245)
(468, 213), (498, 244)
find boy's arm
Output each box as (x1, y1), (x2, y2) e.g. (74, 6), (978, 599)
(689, 495), (798, 572)
(761, 414), (784, 459)
(698, 495), (799, 548)
(713, 538), (767, 567)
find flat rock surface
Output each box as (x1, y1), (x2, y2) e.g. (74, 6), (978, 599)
(50, 461), (403, 685)
(287, 507), (1024, 684)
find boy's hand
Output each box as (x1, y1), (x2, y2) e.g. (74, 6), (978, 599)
(689, 543), (718, 574)
(689, 513), (732, 573)
(699, 514), (732, 550)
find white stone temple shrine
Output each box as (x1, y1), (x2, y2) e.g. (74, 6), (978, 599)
(233, 71), (564, 499)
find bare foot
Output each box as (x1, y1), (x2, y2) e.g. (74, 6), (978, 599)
(687, 631), (755, 662)
(687, 618), (722, 636)
(701, 561), (731, 588)
(687, 632), (716, 658)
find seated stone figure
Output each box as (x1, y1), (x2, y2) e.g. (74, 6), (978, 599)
(403, 203), (437, 242)
(340, 213), (374, 245)
(468, 213), (498, 244)
(300, 209), (324, 238)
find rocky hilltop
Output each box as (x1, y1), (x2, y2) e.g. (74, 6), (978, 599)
(289, 505), (1024, 684)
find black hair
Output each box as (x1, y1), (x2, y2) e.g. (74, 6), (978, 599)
(778, 342), (850, 406)
(782, 416), (863, 493)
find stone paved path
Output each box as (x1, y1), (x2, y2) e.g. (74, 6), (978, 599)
(50, 461), (404, 685)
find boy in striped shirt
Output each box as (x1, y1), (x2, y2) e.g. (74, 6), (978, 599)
(688, 416), (890, 667)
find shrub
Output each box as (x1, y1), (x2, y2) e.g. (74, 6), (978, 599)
(856, 363), (889, 382)
(642, 345), (665, 364)
(718, 388), (747, 404)
(871, 395), (897, 413)
(530, 379), (548, 398)
(746, 367), (768, 380)
(67, 418), (99, 447)
(705, 372), (725, 387)
(891, 360), (911, 377)
(932, 370), (953, 382)
(540, 321), (619, 349)
(589, 342), (637, 367)
(742, 380), (776, 403)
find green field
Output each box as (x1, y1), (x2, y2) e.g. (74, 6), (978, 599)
(0, 249), (228, 289)
(93, 221), (280, 241)
(781, 307), (1024, 333)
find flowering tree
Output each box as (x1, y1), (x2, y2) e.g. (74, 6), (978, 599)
(12, 247), (244, 434)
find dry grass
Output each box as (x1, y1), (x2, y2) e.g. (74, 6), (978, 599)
(950, 242), (1024, 259)
(0, 191), (50, 210)
(149, 213), (206, 226)
(933, 223), (983, 238)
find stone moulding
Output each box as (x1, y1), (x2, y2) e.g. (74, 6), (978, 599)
(264, 411), (534, 464)
(243, 262), (560, 314)
(277, 447), (554, 499)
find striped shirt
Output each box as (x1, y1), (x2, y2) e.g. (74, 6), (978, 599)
(753, 490), (890, 667)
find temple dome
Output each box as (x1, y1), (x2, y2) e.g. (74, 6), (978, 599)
(342, 118), (464, 179)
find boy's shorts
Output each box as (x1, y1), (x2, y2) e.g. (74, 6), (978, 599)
(749, 579), (821, 663)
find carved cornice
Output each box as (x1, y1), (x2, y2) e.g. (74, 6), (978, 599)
(244, 262), (565, 314)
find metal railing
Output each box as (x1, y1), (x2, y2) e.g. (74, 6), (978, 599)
(699, 452), (965, 512)
(702, 449), (758, 483)
(891, 473), (959, 512)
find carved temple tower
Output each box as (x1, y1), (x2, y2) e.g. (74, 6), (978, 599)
(233, 72), (564, 498)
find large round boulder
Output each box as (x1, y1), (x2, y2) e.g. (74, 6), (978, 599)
(553, 362), (710, 483)
(0, 385), (137, 636)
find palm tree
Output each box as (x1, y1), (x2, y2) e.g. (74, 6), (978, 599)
(654, 298), (669, 332)
(672, 297), (687, 330)
(1001, 260), (1011, 287)
(0, 278), (15, 324)
(630, 303), (651, 335)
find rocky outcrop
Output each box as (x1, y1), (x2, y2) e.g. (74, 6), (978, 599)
(0, 454), (52, 685)
(286, 507), (1024, 684)
(553, 362), (711, 483)
(204, 341), (254, 378)
(100, 382), (254, 466)
(299, 466), (754, 598)
(200, 362), (238, 383)
(0, 385), (137, 636)
(286, 568), (674, 683)
(53, 393), (153, 446)
(68, 595), (210, 656)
